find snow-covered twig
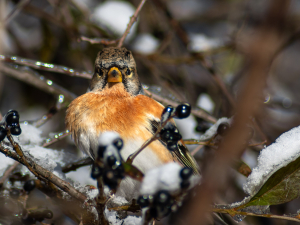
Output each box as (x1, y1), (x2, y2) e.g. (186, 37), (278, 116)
(0, 144), (88, 203)
(0, 55), (92, 79)
(213, 207), (300, 223)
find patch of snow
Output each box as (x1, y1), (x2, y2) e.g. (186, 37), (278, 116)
(105, 208), (142, 225)
(132, 34), (160, 54)
(188, 34), (222, 52)
(174, 116), (199, 139)
(196, 93), (215, 113)
(19, 123), (43, 145)
(98, 131), (120, 147)
(23, 145), (64, 172)
(66, 165), (97, 187)
(244, 126), (300, 195)
(91, 1), (137, 41)
(140, 163), (200, 195)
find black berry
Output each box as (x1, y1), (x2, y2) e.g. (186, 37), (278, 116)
(113, 138), (123, 150)
(5, 110), (19, 126)
(149, 207), (158, 219)
(91, 164), (103, 179)
(175, 103), (191, 119)
(107, 155), (117, 167)
(180, 180), (190, 189)
(42, 209), (53, 219)
(172, 129), (182, 141)
(9, 188), (20, 199)
(24, 180), (36, 192)
(10, 126), (22, 135)
(180, 167), (193, 180)
(154, 190), (171, 207)
(167, 141), (177, 151)
(0, 126), (7, 142)
(137, 195), (150, 208)
(113, 165), (125, 179)
(98, 145), (106, 159)
(103, 170), (118, 190)
(160, 129), (171, 141)
(217, 123), (229, 136)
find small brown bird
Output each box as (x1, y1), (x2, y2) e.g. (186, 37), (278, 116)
(65, 47), (199, 199)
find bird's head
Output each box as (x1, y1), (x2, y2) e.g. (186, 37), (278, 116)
(89, 47), (143, 95)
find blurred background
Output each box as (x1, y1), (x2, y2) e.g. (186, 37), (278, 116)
(1, 0), (300, 224)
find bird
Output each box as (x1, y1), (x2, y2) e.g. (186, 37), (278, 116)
(65, 47), (200, 200)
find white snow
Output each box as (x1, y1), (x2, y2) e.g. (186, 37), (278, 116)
(66, 165), (97, 187)
(197, 93), (215, 113)
(244, 125), (300, 195)
(105, 208), (142, 225)
(188, 34), (221, 52)
(132, 34), (160, 54)
(198, 117), (231, 141)
(91, 1), (137, 40)
(140, 162), (200, 195)
(19, 123), (43, 145)
(98, 131), (120, 147)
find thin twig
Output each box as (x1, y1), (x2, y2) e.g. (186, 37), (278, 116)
(81, 36), (119, 45)
(126, 117), (172, 164)
(43, 130), (70, 148)
(95, 176), (109, 225)
(0, 55), (92, 79)
(62, 157), (93, 173)
(0, 63), (77, 100)
(117, 0), (147, 47)
(0, 161), (19, 188)
(4, 0), (32, 25)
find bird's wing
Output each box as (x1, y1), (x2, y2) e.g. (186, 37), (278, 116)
(147, 118), (200, 175)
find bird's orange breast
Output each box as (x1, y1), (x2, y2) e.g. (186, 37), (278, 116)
(65, 83), (173, 163)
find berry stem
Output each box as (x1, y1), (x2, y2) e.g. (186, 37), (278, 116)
(126, 117), (172, 164)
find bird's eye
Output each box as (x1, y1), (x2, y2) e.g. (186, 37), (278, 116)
(126, 69), (131, 76)
(96, 67), (103, 77)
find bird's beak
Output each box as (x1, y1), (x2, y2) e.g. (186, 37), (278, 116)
(108, 67), (122, 83)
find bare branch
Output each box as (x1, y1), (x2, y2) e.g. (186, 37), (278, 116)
(117, 0), (147, 47)
(81, 36), (119, 45)
(0, 63), (77, 100)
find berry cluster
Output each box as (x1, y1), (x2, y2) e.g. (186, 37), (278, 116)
(138, 167), (194, 220)
(160, 126), (182, 151)
(0, 110), (22, 142)
(159, 103), (191, 151)
(138, 190), (174, 219)
(91, 137), (125, 190)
